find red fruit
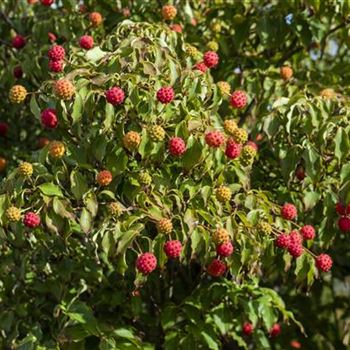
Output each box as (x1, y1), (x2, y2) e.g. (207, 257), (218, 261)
(338, 216), (350, 232)
(48, 32), (57, 42)
(216, 242), (234, 257)
(12, 35), (26, 49)
(105, 87), (125, 105)
(168, 137), (186, 157)
(169, 24), (183, 33)
(290, 340), (302, 349)
(300, 225), (316, 240)
(194, 62), (208, 73)
(13, 66), (23, 79)
(23, 212), (41, 228)
(207, 259), (226, 277)
(136, 253), (157, 275)
(164, 240), (182, 258)
(242, 322), (254, 336)
(48, 45), (65, 61)
(275, 233), (290, 249)
(41, 0), (54, 5)
(295, 165), (305, 180)
(287, 242), (303, 258)
(49, 59), (64, 72)
(281, 203), (297, 220)
(230, 90), (248, 109)
(246, 140), (258, 151)
(336, 202), (346, 215)
(41, 108), (58, 129)
(156, 87), (174, 104)
(289, 230), (303, 245)
(203, 51), (219, 68)
(225, 140), (242, 159)
(0, 122), (9, 137)
(270, 323), (281, 337)
(79, 35), (94, 50)
(315, 254), (333, 272)
(205, 131), (225, 148)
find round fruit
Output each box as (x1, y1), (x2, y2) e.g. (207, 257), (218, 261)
(123, 131), (141, 151)
(48, 45), (65, 61)
(207, 259), (226, 277)
(270, 323), (281, 337)
(41, 108), (58, 129)
(23, 212), (41, 228)
(240, 145), (257, 166)
(148, 125), (165, 142)
(79, 35), (94, 50)
(157, 218), (173, 234)
(156, 87), (174, 104)
(194, 62), (208, 73)
(287, 242), (303, 258)
(168, 137), (186, 157)
(38, 137), (50, 149)
(216, 241), (234, 257)
(108, 202), (123, 217)
(259, 221), (272, 235)
(242, 322), (254, 336)
(105, 87), (125, 105)
(9, 85), (27, 104)
(281, 203), (297, 220)
(336, 202), (346, 215)
(49, 60), (64, 73)
(164, 240), (182, 258)
(89, 12), (103, 26)
(0, 157), (7, 172)
(0, 122), (9, 137)
(216, 186), (231, 203)
(185, 44), (200, 59)
(139, 172), (152, 186)
(205, 131), (225, 148)
(203, 51), (219, 68)
(300, 225), (316, 240)
(275, 233), (290, 249)
(6, 206), (21, 222)
(246, 140), (258, 151)
(96, 170), (113, 186)
(136, 253), (157, 275)
(290, 340), (302, 349)
(315, 254), (333, 272)
(280, 66), (293, 80)
(217, 81), (230, 96)
(225, 140), (242, 159)
(289, 230), (303, 245)
(12, 35), (26, 49)
(53, 79), (75, 100)
(18, 162), (33, 177)
(295, 165), (305, 180)
(213, 227), (230, 245)
(41, 0), (54, 5)
(223, 120), (237, 135)
(230, 90), (248, 109)
(320, 88), (336, 99)
(231, 128), (248, 144)
(162, 5), (177, 20)
(49, 141), (65, 159)
(338, 216), (350, 232)
(13, 66), (23, 79)
(48, 32), (57, 42)
(169, 24), (182, 32)
(207, 41), (219, 52)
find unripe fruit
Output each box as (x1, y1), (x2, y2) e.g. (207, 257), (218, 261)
(12, 35), (26, 49)
(240, 145), (257, 166)
(207, 41), (219, 52)
(194, 62), (208, 73)
(41, 108), (58, 129)
(213, 227), (230, 245)
(280, 66), (293, 80)
(0, 157), (7, 172)
(123, 131), (141, 151)
(41, 0), (54, 5)
(315, 254), (333, 272)
(49, 141), (65, 159)
(320, 88), (336, 99)
(48, 45), (65, 61)
(275, 233), (290, 249)
(18, 162), (33, 177)
(139, 172), (152, 186)
(223, 120), (237, 135)
(246, 140), (258, 151)
(225, 140), (242, 159)
(89, 12), (103, 27)
(162, 5), (177, 20)
(207, 259), (226, 277)
(157, 218), (173, 234)
(148, 125), (165, 142)
(242, 322), (254, 336)
(168, 137), (186, 156)
(338, 216), (350, 232)
(53, 79), (75, 100)
(0, 122), (9, 137)
(205, 131), (225, 148)
(216, 186), (231, 203)
(281, 203), (297, 220)
(169, 24), (182, 33)
(105, 87), (125, 105)
(185, 44), (200, 59)
(210, 21), (222, 33)
(13, 66), (23, 79)
(217, 81), (230, 96)
(259, 221), (272, 235)
(37, 137), (50, 149)
(300, 225), (316, 240)
(96, 170), (112, 186)
(230, 90), (248, 109)
(23, 212), (41, 228)
(6, 206), (21, 222)
(136, 252), (157, 275)
(79, 35), (94, 50)
(203, 51), (219, 68)
(216, 241), (234, 257)
(295, 165), (306, 180)
(231, 128), (248, 144)
(269, 323), (281, 338)
(9, 85), (27, 104)
(49, 60), (64, 73)
(156, 87), (174, 104)
(164, 240), (182, 258)
(108, 202), (123, 217)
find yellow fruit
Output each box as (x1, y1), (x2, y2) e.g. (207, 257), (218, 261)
(108, 202), (123, 217)
(185, 44), (201, 60)
(259, 221), (272, 235)
(148, 125), (165, 142)
(6, 206), (21, 222)
(320, 88), (336, 99)
(223, 119), (238, 135)
(96, 170), (113, 186)
(18, 162), (33, 177)
(157, 218), (173, 234)
(280, 66), (293, 81)
(53, 79), (75, 100)
(162, 5), (177, 20)
(207, 41), (219, 52)
(123, 131), (141, 151)
(240, 145), (257, 166)
(9, 85), (27, 104)
(216, 186), (231, 203)
(217, 81), (231, 96)
(49, 141), (65, 159)
(139, 172), (152, 186)
(213, 227), (230, 244)
(232, 128), (248, 144)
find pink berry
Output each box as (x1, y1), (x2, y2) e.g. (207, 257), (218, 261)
(194, 62), (208, 73)
(23, 212), (41, 228)
(48, 45), (65, 61)
(203, 51), (219, 68)
(338, 216), (350, 232)
(205, 131), (225, 148)
(168, 137), (186, 157)
(79, 35), (94, 50)
(315, 254), (333, 272)
(136, 253), (157, 275)
(300, 225), (316, 240)
(164, 240), (182, 258)
(41, 108), (58, 129)
(156, 87), (174, 104)
(230, 90), (247, 109)
(242, 322), (254, 336)
(207, 259), (226, 277)
(12, 35), (26, 49)
(48, 59), (64, 72)
(105, 87), (125, 105)
(225, 140), (242, 159)
(281, 203), (297, 220)
(336, 202), (346, 215)
(270, 323), (281, 337)
(216, 242), (234, 257)
(275, 233), (290, 249)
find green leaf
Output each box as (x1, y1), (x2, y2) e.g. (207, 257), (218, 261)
(80, 208), (92, 234)
(71, 170), (89, 200)
(30, 95), (41, 119)
(72, 92), (83, 124)
(38, 183), (64, 198)
(334, 127), (350, 161)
